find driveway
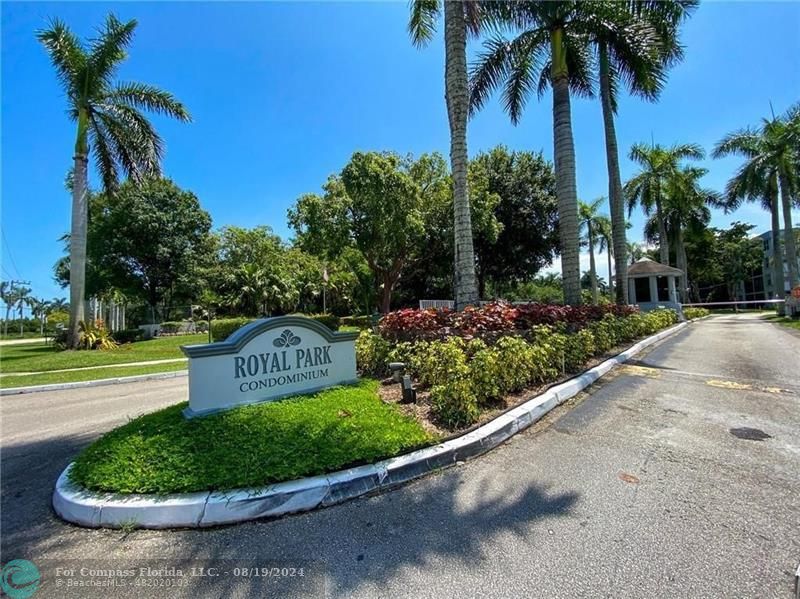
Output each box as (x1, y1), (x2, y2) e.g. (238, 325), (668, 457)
(1, 313), (798, 598)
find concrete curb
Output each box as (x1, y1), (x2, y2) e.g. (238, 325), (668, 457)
(53, 320), (689, 529)
(1, 370), (187, 396)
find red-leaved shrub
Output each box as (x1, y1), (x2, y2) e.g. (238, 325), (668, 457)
(379, 301), (639, 341)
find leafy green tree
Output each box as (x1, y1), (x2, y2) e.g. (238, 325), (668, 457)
(38, 14), (190, 347)
(579, 198), (607, 304)
(716, 223), (765, 303)
(87, 178), (213, 319)
(290, 152), (430, 313)
(624, 142), (705, 264)
(713, 103), (800, 296)
(469, 146), (559, 298)
(409, 0), (482, 308)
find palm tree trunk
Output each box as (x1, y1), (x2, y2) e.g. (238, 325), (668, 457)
(588, 226), (598, 305)
(769, 184), (784, 306)
(607, 246), (613, 298)
(656, 199), (669, 265)
(676, 226), (687, 303)
(68, 152), (89, 349)
(779, 171), (797, 290)
(599, 44), (627, 305)
(551, 28), (581, 306)
(444, 0), (478, 309)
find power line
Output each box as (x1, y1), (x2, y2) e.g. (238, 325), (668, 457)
(0, 226), (22, 279)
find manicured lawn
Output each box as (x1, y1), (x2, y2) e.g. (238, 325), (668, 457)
(69, 380), (434, 494)
(762, 314), (800, 330)
(0, 334), (205, 374)
(0, 361), (188, 389)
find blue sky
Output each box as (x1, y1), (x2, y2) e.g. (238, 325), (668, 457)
(2, 1), (799, 301)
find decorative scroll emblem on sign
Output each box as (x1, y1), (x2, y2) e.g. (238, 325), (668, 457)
(273, 329), (302, 348)
(180, 316), (358, 418)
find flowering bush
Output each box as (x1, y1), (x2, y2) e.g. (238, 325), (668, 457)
(379, 301), (640, 342)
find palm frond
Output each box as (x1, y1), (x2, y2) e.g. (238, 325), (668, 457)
(108, 82), (191, 122)
(88, 14), (136, 86)
(711, 128), (760, 159)
(408, 0), (439, 48)
(37, 18), (87, 95)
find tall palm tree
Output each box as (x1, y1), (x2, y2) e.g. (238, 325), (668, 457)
(470, 1), (599, 305)
(409, 1), (480, 309)
(579, 197), (607, 304)
(0, 282), (13, 336)
(624, 142), (704, 265)
(595, 1), (697, 305)
(470, 2), (668, 305)
(38, 14), (190, 348)
(644, 166), (717, 302)
(713, 104), (800, 297)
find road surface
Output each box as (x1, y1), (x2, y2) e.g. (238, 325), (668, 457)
(1, 313), (798, 598)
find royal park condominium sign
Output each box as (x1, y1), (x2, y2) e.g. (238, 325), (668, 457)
(181, 316), (359, 417)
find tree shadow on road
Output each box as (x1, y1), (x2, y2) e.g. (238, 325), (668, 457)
(3, 430), (579, 598)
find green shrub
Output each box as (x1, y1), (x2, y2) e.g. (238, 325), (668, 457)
(341, 315), (373, 330)
(683, 307), (709, 320)
(307, 313), (340, 331)
(211, 317), (255, 342)
(430, 379), (479, 429)
(355, 330), (390, 375)
(468, 340), (504, 404)
(112, 329), (144, 344)
(160, 321), (183, 335)
(407, 337), (468, 388)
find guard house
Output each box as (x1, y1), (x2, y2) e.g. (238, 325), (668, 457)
(627, 257), (684, 315)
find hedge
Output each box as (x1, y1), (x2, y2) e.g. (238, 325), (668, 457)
(357, 308), (679, 429)
(210, 318), (255, 342)
(210, 313), (341, 342)
(683, 307), (710, 320)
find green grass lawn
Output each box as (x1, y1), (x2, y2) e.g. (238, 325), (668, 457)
(762, 314), (800, 330)
(69, 380), (434, 494)
(0, 361), (188, 389)
(0, 333), (205, 374)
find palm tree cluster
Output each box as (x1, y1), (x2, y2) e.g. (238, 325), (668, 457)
(411, 0), (697, 306)
(0, 282), (69, 336)
(713, 104), (800, 298)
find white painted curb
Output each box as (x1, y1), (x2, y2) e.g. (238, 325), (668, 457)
(54, 320), (690, 529)
(0, 370), (187, 396)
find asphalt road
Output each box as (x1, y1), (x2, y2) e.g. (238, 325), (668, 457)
(2, 313), (799, 598)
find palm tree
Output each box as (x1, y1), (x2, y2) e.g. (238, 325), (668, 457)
(644, 166), (717, 302)
(713, 104), (800, 297)
(13, 286), (32, 336)
(595, 1), (697, 305)
(38, 14), (190, 348)
(469, 1), (599, 305)
(579, 198), (607, 304)
(409, 1), (480, 308)
(470, 2), (670, 305)
(0, 282), (13, 336)
(596, 215), (614, 295)
(30, 297), (51, 336)
(627, 241), (645, 265)
(625, 142), (704, 265)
